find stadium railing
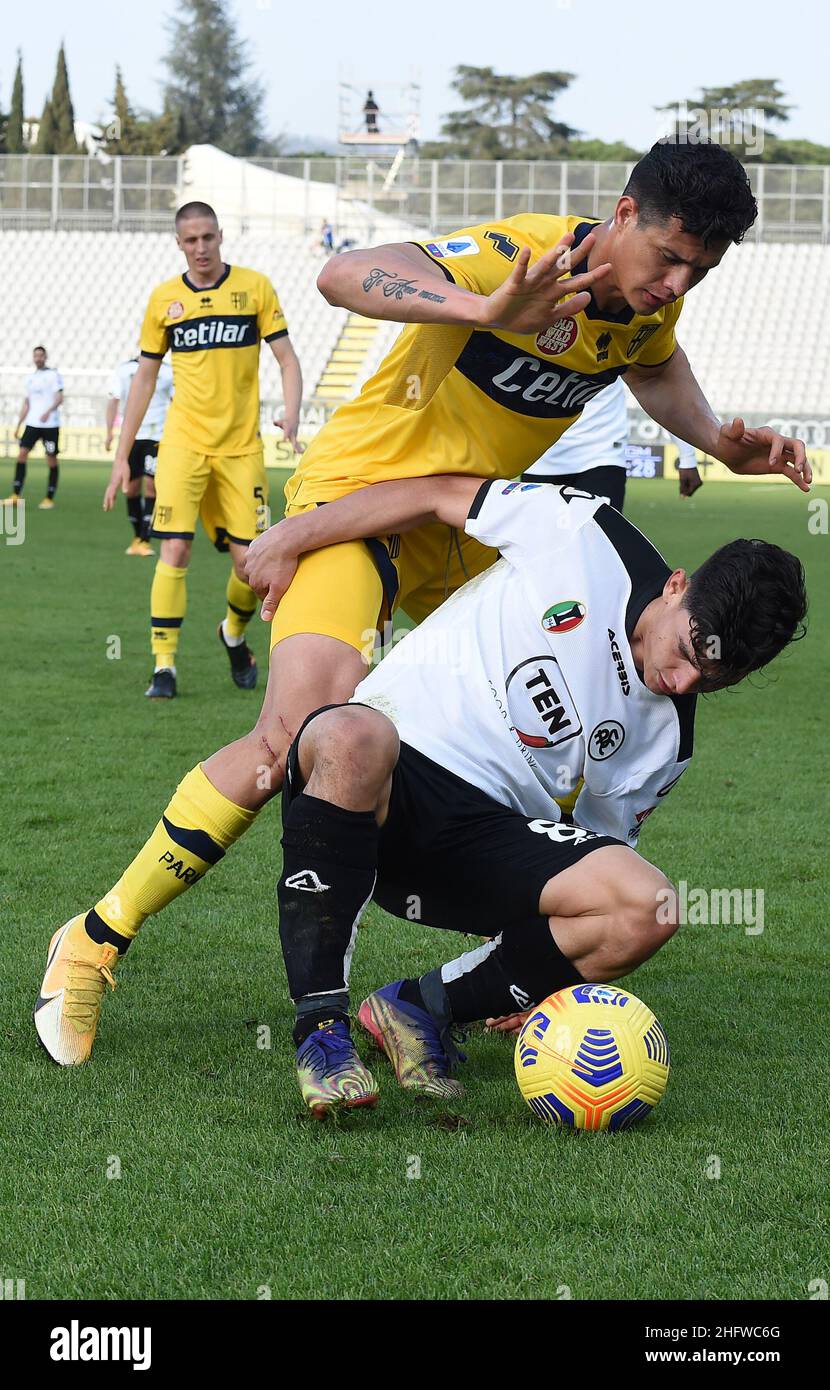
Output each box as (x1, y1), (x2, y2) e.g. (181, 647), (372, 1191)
(1, 154), (829, 243)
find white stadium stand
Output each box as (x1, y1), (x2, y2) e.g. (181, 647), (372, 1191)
(0, 229), (401, 420)
(0, 230), (827, 429)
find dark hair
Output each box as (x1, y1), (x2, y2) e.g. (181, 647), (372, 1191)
(623, 139), (757, 246)
(684, 539), (807, 692)
(33, 344), (46, 354)
(175, 201), (218, 227)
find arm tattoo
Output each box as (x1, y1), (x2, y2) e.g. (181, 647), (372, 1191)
(362, 267), (446, 305)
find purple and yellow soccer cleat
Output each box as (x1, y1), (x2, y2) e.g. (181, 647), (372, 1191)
(295, 1019), (379, 1117)
(357, 981), (465, 1100)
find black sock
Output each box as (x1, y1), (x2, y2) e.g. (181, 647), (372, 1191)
(127, 495), (143, 537)
(424, 917), (584, 1025)
(141, 496), (155, 540)
(13, 462), (26, 494)
(277, 792), (378, 1045)
(46, 464), (59, 499)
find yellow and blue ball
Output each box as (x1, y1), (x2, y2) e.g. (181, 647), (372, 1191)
(514, 984), (670, 1131)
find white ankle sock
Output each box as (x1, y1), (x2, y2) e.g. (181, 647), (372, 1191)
(221, 619), (245, 648)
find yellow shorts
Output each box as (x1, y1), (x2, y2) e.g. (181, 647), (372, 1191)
(151, 445), (269, 550)
(270, 500), (498, 654)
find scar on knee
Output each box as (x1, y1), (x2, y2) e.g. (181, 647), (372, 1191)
(259, 733), (280, 764)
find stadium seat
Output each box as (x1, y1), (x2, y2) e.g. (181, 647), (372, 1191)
(1, 233), (827, 419)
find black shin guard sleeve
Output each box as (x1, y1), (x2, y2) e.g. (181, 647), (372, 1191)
(277, 793), (378, 1004)
(127, 494), (143, 536)
(440, 917), (584, 1024)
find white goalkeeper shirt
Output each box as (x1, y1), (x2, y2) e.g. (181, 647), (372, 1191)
(355, 481), (696, 845)
(110, 358), (174, 442)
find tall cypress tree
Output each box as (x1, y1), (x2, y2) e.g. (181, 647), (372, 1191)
(105, 66), (148, 154)
(50, 43), (81, 154)
(35, 99), (58, 154)
(161, 0), (265, 156)
(7, 53), (25, 153)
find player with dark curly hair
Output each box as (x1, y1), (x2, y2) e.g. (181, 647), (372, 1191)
(35, 140), (812, 1076)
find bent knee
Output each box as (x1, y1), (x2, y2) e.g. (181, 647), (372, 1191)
(620, 870), (679, 957)
(306, 704), (399, 770)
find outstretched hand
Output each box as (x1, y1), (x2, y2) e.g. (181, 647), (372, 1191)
(481, 232), (612, 336)
(715, 418), (811, 492)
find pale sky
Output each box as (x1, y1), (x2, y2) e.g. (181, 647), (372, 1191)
(5, 0), (827, 151)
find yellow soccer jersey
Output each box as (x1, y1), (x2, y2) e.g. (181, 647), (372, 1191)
(286, 214), (682, 506)
(140, 264), (287, 455)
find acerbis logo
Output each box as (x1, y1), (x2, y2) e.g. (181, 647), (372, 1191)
(542, 600), (586, 635)
(284, 870), (330, 893)
(607, 628), (630, 695)
(587, 720), (625, 760)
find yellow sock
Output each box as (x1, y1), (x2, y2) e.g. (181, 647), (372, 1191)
(151, 560), (188, 662)
(91, 765), (258, 943)
(225, 569), (257, 640)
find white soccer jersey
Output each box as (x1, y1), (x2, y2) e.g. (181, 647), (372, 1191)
(525, 378), (628, 477)
(109, 358), (174, 442)
(355, 481), (696, 845)
(24, 367), (64, 428)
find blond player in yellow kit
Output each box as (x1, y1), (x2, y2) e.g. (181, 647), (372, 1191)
(102, 200), (303, 699)
(37, 141), (811, 1071)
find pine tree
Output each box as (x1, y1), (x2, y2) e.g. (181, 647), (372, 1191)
(161, 0), (265, 156)
(435, 66), (578, 160)
(50, 43), (81, 154)
(105, 66), (150, 154)
(7, 53), (25, 153)
(35, 98), (58, 154)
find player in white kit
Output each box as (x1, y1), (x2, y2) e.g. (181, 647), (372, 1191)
(524, 377), (701, 507)
(104, 357), (174, 555)
(269, 474), (807, 1113)
(5, 347), (64, 509)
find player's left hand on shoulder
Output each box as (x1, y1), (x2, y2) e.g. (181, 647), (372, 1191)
(678, 467), (703, 498)
(274, 416), (305, 454)
(716, 417), (812, 492)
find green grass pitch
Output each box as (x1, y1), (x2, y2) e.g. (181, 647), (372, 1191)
(1, 463), (827, 1301)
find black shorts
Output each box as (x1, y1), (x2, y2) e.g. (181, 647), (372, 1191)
(128, 439), (159, 480)
(523, 463), (626, 511)
(283, 706), (622, 935)
(19, 426), (59, 457)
